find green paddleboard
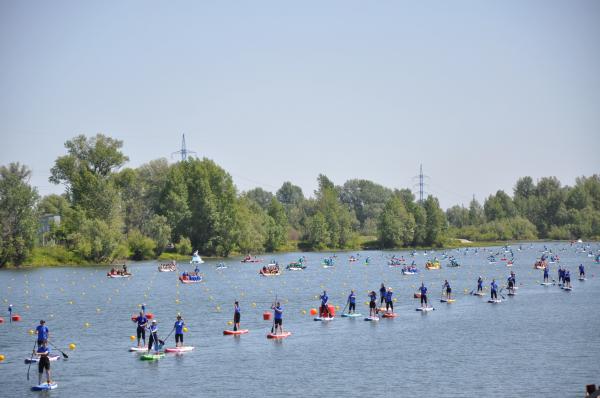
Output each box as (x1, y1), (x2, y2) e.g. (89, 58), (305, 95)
(140, 353), (165, 361)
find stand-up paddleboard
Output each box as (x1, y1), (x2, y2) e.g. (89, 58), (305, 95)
(223, 329), (249, 335)
(540, 282), (553, 286)
(416, 307), (433, 312)
(267, 331), (291, 339)
(507, 292), (517, 296)
(140, 353), (165, 360)
(563, 286), (572, 291)
(24, 355), (60, 364)
(314, 316), (335, 321)
(488, 299), (502, 303)
(440, 298), (455, 303)
(31, 383), (58, 391)
(129, 346), (148, 352)
(341, 313), (362, 318)
(165, 346), (194, 353)
(364, 316), (380, 321)
(382, 312), (397, 318)
(471, 292), (485, 296)
(579, 277), (586, 281)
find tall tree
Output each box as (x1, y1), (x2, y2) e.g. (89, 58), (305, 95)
(378, 196), (416, 248)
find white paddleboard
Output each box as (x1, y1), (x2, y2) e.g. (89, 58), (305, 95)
(314, 317), (335, 321)
(488, 299), (502, 303)
(341, 313), (362, 318)
(165, 346), (195, 353)
(416, 307), (433, 312)
(32, 383), (58, 391)
(540, 282), (553, 286)
(364, 316), (380, 321)
(129, 346), (148, 352)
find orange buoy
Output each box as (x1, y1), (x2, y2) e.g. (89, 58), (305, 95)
(263, 311), (271, 321)
(145, 313), (154, 319)
(309, 308), (317, 316)
(11, 315), (21, 322)
(0, 317), (4, 323)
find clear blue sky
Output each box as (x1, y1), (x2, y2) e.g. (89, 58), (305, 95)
(1, 0), (598, 208)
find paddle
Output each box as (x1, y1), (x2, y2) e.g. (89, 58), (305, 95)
(27, 340), (37, 381)
(499, 287), (506, 300)
(160, 327), (175, 348)
(48, 341), (69, 359)
(341, 300), (348, 315)
(270, 294), (277, 334)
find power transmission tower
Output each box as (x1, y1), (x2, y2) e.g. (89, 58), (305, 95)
(412, 164), (429, 203)
(172, 134), (197, 161)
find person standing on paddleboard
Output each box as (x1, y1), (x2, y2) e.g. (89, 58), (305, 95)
(443, 280), (452, 300)
(579, 264), (585, 278)
(379, 283), (386, 306)
(133, 311), (148, 348)
(477, 277), (483, 293)
(507, 276), (515, 294)
(35, 343), (52, 386)
(385, 287), (394, 313)
(319, 291), (331, 318)
(419, 283), (428, 308)
(564, 269), (571, 288)
(347, 290), (356, 314)
(174, 315), (184, 348)
(36, 320), (49, 347)
(368, 291), (377, 317)
(490, 280), (498, 300)
(233, 301), (241, 331)
(272, 302), (283, 335)
(543, 266), (549, 283)
(510, 270), (516, 286)
(147, 320), (160, 354)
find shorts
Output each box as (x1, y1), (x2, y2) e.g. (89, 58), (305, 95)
(234, 313), (241, 323)
(38, 356), (50, 372)
(37, 339), (47, 347)
(369, 301), (376, 309)
(446, 287), (452, 294)
(175, 333), (183, 343)
(274, 318), (282, 326)
(137, 326), (145, 340)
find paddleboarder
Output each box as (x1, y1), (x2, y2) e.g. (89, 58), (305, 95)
(543, 266), (549, 283)
(379, 283), (386, 305)
(174, 315), (184, 348)
(272, 302), (283, 335)
(564, 269), (571, 288)
(132, 311), (148, 348)
(491, 279), (498, 300)
(477, 277), (483, 293)
(579, 264), (585, 279)
(147, 320), (160, 354)
(368, 291), (377, 317)
(419, 282), (428, 308)
(36, 320), (49, 346)
(35, 343), (52, 386)
(443, 280), (452, 300)
(233, 301), (241, 331)
(319, 291), (331, 318)
(385, 287), (394, 313)
(347, 290), (356, 314)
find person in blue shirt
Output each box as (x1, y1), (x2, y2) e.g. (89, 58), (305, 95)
(147, 319), (160, 354)
(368, 291), (377, 317)
(35, 343), (52, 386)
(174, 315), (185, 347)
(564, 269), (571, 288)
(510, 271), (516, 285)
(35, 320), (49, 347)
(507, 276), (515, 294)
(477, 277), (483, 293)
(132, 311), (148, 348)
(347, 290), (356, 314)
(319, 291), (331, 318)
(233, 301), (241, 331)
(379, 283), (386, 305)
(491, 280), (498, 300)
(419, 283), (428, 308)
(385, 287), (394, 312)
(543, 266), (549, 282)
(579, 264), (585, 278)
(272, 302), (284, 335)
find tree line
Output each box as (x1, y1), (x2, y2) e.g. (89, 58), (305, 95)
(0, 133), (598, 266)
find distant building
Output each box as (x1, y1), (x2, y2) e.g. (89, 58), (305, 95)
(39, 214), (61, 245)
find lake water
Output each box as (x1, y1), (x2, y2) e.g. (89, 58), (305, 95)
(0, 242), (598, 397)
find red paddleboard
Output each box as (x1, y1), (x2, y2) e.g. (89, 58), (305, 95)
(223, 329), (249, 335)
(382, 313), (398, 318)
(267, 331), (291, 339)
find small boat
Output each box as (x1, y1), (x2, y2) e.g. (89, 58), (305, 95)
(179, 273), (203, 284)
(107, 273), (131, 278)
(190, 251), (204, 265)
(259, 269), (281, 277)
(286, 262), (306, 271)
(158, 262), (177, 272)
(241, 256), (261, 263)
(215, 263), (228, 270)
(425, 261), (440, 270)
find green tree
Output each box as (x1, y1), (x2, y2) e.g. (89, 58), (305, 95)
(276, 181), (304, 205)
(339, 179), (393, 235)
(305, 211), (330, 250)
(244, 188), (274, 211)
(0, 163), (39, 266)
(378, 196), (416, 248)
(423, 196), (446, 246)
(127, 229), (156, 261)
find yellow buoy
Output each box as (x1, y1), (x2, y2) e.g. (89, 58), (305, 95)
(69, 343), (76, 350)
(84, 322), (90, 328)
(302, 310), (307, 315)
(227, 321), (233, 325)
(0, 354), (5, 361)
(28, 329), (34, 335)
(130, 335), (135, 341)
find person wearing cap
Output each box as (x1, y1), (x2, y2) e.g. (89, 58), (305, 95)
(233, 301), (241, 331)
(385, 287), (394, 312)
(319, 290), (331, 318)
(35, 320), (49, 347)
(132, 311), (148, 348)
(477, 277), (483, 293)
(174, 315), (185, 347)
(147, 319), (160, 354)
(35, 342), (52, 386)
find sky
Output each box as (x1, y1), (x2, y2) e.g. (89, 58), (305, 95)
(1, 0), (599, 209)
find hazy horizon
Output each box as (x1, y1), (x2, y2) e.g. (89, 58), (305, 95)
(1, 1), (599, 209)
